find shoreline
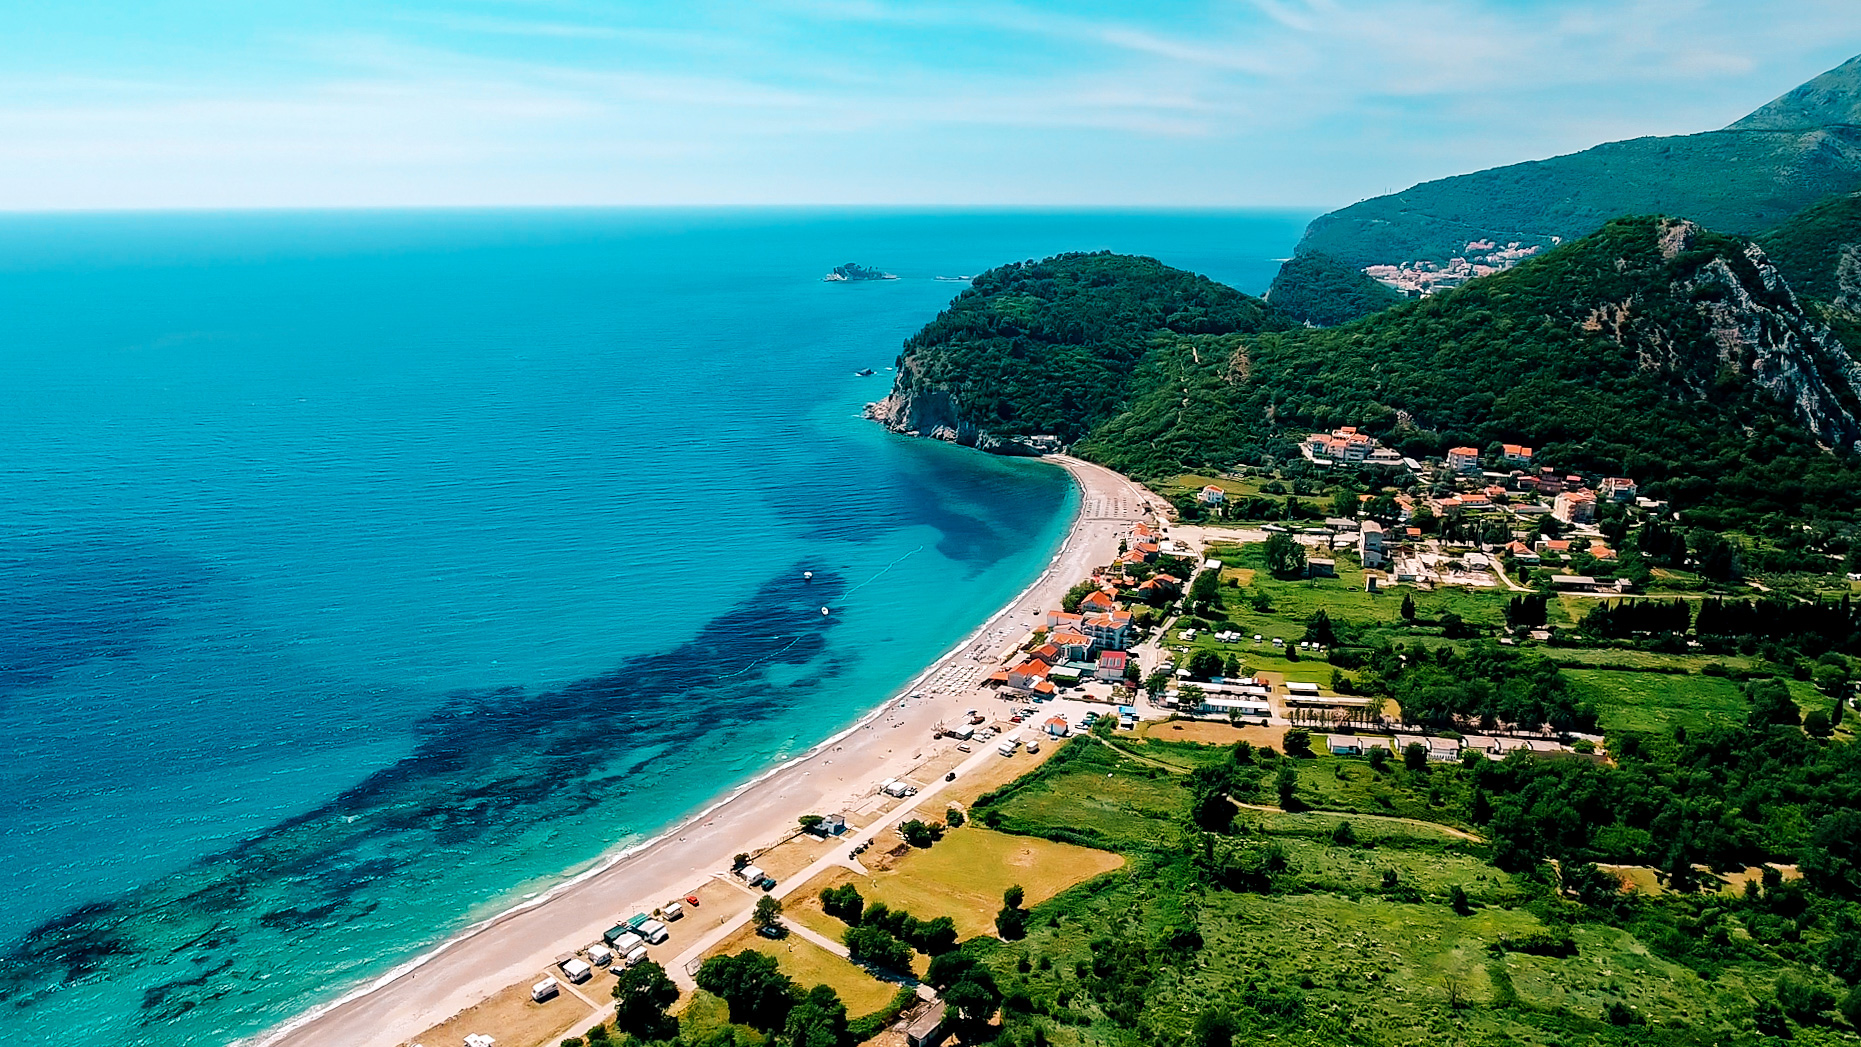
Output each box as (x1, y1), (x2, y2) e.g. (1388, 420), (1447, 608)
(253, 454), (1158, 1047)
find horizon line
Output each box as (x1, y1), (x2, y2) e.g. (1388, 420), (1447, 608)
(0, 201), (1330, 218)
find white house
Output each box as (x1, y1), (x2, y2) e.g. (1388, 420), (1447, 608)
(1358, 519), (1386, 568)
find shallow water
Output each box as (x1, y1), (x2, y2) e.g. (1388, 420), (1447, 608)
(0, 208), (1307, 1043)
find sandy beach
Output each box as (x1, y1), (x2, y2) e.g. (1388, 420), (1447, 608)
(254, 454), (1157, 1047)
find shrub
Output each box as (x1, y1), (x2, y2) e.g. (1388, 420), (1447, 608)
(1282, 728), (1313, 757)
(844, 925), (915, 972)
(820, 884), (864, 925)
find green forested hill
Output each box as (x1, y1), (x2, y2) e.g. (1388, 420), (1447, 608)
(1758, 191), (1861, 304)
(1264, 252), (1403, 327)
(869, 252), (1293, 445)
(879, 219), (1861, 521)
(1277, 55), (1861, 325)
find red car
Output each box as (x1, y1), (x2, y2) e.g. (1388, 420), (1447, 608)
(686, 894), (700, 907)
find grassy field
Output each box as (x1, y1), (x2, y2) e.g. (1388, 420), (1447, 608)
(1193, 540), (1533, 644)
(960, 730), (1831, 1047)
(1565, 668), (1750, 736)
(704, 920), (901, 1016)
(787, 827), (1125, 945)
(1549, 647), (1752, 673)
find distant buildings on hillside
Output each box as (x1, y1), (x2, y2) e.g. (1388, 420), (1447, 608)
(1361, 240), (1548, 297)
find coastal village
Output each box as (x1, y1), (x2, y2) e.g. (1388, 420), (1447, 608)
(1361, 239), (1548, 297)
(393, 431), (1728, 1047)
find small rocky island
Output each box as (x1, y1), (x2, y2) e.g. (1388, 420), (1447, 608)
(822, 263), (898, 282)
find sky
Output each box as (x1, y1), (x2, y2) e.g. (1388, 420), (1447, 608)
(0, 1), (1857, 211)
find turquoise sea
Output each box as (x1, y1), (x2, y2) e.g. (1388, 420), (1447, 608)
(0, 208), (1307, 1045)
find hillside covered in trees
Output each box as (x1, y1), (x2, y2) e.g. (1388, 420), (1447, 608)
(1272, 54), (1861, 322)
(866, 252), (1293, 448)
(875, 215), (1861, 520)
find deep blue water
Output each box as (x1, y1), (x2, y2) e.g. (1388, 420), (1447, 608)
(0, 208), (1308, 1044)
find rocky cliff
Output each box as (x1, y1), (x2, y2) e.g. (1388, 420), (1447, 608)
(1580, 220), (1861, 450)
(863, 383), (1061, 456)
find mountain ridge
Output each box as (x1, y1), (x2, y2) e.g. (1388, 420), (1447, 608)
(1274, 54), (1861, 325)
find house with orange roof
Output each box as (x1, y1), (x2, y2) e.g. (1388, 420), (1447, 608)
(1588, 542), (1617, 560)
(1135, 574), (1182, 600)
(1503, 540), (1541, 565)
(1199, 485), (1226, 505)
(1536, 538), (1573, 557)
(1046, 610), (1084, 631)
(1304, 427), (1375, 463)
(1447, 446), (1481, 475)
(1554, 489), (1596, 525)
(1501, 444), (1534, 465)
(1123, 541), (1161, 564)
(1082, 611), (1132, 652)
(1049, 630), (1092, 662)
(1005, 659), (1057, 695)
(1079, 590), (1117, 615)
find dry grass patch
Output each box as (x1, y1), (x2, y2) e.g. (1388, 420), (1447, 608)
(1142, 719), (1286, 750)
(810, 827), (1123, 941)
(399, 974), (597, 1047)
(932, 744), (1060, 809)
(1597, 863), (1665, 895)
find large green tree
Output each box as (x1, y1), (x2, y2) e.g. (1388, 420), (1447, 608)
(612, 959), (680, 1041)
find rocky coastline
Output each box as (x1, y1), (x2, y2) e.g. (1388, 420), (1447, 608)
(864, 388), (1064, 457)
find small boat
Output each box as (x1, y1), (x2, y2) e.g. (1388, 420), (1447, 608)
(804, 570), (814, 582)
(821, 606), (831, 616)
(855, 368), (875, 376)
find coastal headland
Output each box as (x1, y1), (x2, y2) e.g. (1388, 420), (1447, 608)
(254, 455), (1160, 1047)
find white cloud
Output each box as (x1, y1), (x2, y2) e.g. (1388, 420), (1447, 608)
(0, 1), (1855, 207)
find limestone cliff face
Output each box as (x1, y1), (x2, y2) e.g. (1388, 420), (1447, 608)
(1581, 220), (1861, 450)
(865, 365), (1062, 457)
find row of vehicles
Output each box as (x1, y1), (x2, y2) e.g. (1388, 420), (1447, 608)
(534, 896), (696, 1000)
